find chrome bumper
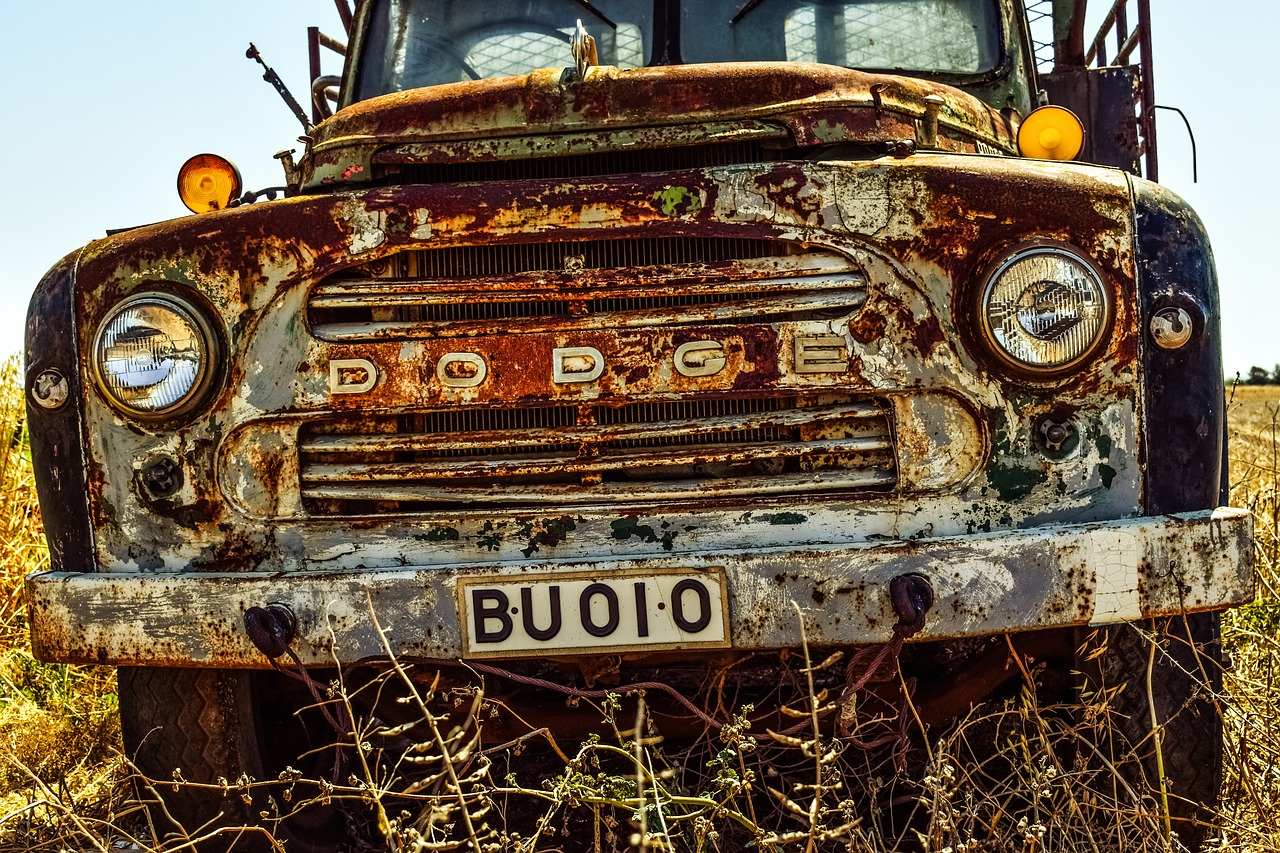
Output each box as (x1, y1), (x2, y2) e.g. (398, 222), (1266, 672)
(26, 507), (1254, 667)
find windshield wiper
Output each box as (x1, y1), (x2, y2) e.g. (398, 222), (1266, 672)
(573, 0), (617, 29)
(731, 0), (768, 24)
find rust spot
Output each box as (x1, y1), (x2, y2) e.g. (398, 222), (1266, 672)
(848, 310), (887, 345)
(753, 165), (823, 221)
(909, 313), (947, 358)
(193, 534), (266, 573)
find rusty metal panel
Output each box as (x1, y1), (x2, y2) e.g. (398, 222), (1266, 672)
(25, 509), (1253, 668)
(1041, 67), (1142, 173)
(372, 120), (793, 168)
(305, 64), (1018, 189)
(57, 155), (1152, 664)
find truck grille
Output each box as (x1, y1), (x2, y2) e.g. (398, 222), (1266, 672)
(309, 240), (866, 341)
(299, 395), (897, 514)
(377, 139), (787, 185)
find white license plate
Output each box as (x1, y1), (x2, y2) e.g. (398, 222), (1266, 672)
(457, 568), (730, 658)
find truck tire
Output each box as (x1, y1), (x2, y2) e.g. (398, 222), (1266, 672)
(118, 667), (342, 852)
(118, 667), (266, 849)
(1086, 614), (1223, 851)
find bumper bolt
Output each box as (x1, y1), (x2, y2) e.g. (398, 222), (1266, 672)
(245, 603), (298, 659)
(889, 572), (934, 634)
(141, 456), (182, 497)
(1039, 418), (1076, 453)
(888, 139), (916, 159)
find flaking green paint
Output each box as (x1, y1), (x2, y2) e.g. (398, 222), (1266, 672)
(414, 528), (460, 544)
(653, 186), (701, 217)
(1099, 464), (1117, 489)
(476, 520), (505, 552)
(515, 516), (577, 558)
(812, 119), (853, 143)
(985, 424), (1048, 501)
(611, 516), (678, 551)
(986, 460), (1048, 501)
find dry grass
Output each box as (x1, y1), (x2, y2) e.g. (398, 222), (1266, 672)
(1213, 383), (1280, 850)
(0, 356), (125, 849)
(0, 371), (1275, 850)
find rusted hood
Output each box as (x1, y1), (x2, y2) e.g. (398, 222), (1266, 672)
(304, 62), (1017, 189)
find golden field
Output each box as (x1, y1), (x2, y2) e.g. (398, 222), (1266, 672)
(0, 373), (1275, 851)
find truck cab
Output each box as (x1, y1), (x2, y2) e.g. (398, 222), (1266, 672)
(24, 0), (1251, 849)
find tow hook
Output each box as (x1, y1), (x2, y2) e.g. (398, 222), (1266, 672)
(244, 603), (298, 659)
(837, 573), (936, 757)
(889, 572), (934, 636)
(244, 604), (350, 736)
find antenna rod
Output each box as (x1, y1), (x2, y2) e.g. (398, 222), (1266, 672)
(334, 0), (354, 35)
(246, 43), (313, 133)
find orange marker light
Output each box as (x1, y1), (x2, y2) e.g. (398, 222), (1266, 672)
(1017, 106), (1085, 161)
(177, 154), (242, 213)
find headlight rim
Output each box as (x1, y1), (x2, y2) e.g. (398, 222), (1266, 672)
(90, 290), (224, 422)
(976, 241), (1114, 380)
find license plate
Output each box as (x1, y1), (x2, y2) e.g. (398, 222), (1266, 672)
(457, 568), (731, 658)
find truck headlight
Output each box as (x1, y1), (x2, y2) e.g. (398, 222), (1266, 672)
(979, 245), (1110, 375)
(93, 294), (218, 417)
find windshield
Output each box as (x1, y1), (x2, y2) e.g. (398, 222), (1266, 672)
(355, 0), (654, 100)
(684, 0), (1001, 74)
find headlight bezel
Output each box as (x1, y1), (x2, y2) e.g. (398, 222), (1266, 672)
(976, 242), (1114, 379)
(90, 291), (224, 422)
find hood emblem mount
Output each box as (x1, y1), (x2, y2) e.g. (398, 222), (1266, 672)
(570, 20), (599, 80)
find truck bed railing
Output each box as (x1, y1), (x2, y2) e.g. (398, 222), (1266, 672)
(1028, 0), (1158, 180)
(1083, 0), (1157, 180)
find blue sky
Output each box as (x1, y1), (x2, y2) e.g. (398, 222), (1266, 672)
(0, 2), (1267, 374)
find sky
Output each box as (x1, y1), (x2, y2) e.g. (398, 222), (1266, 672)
(0, 2), (1270, 375)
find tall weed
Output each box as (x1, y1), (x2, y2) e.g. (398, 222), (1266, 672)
(0, 374), (1276, 850)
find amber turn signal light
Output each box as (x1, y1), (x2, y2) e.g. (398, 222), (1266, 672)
(177, 154), (242, 213)
(1017, 106), (1085, 161)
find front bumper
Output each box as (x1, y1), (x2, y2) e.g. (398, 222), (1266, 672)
(26, 508), (1253, 668)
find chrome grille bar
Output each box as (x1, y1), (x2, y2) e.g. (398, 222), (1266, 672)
(309, 245), (866, 341)
(305, 436), (893, 483)
(303, 401), (882, 454)
(299, 396), (897, 512)
(303, 469), (898, 505)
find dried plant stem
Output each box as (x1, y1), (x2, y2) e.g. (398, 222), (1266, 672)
(636, 696), (650, 850)
(1146, 630), (1173, 850)
(364, 591), (482, 850)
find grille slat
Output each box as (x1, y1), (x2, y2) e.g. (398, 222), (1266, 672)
(304, 436), (893, 483)
(304, 469), (898, 506)
(303, 400), (882, 455)
(403, 236), (782, 277)
(299, 396), (898, 514)
(310, 246), (866, 342)
(316, 289), (866, 340)
(380, 138), (787, 185)
(311, 254), (860, 305)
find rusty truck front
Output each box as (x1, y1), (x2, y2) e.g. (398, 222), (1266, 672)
(23, 0), (1252, 848)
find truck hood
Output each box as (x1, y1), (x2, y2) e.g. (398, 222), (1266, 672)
(302, 62), (1018, 190)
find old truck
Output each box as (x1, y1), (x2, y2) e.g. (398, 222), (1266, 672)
(23, 0), (1252, 849)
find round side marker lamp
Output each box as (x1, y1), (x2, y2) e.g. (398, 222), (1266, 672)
(1017, 106), (1085, 161)
(177, 154), (242, 213)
